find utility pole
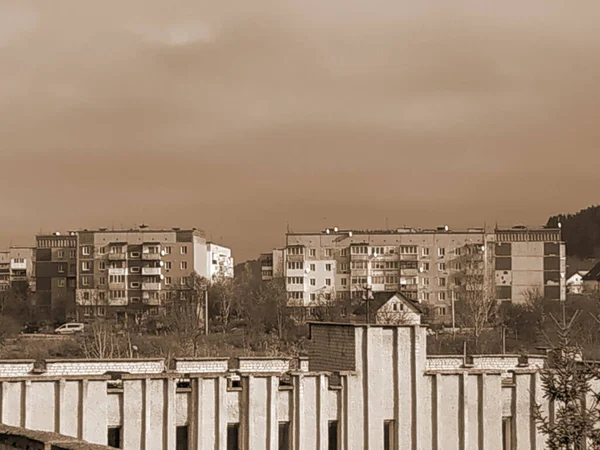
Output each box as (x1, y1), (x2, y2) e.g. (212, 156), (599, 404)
(204, 288), (209, 335)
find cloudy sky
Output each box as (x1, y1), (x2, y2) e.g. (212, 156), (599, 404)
(1, 0), (599, 261)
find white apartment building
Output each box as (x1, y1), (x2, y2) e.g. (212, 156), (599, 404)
(206, 243), (234, 280)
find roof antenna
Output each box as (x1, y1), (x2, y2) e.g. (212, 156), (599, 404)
(286, 221), (290, 233)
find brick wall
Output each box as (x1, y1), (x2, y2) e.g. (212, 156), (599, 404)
(309, 324), (356, 372)
(0, 361), (35, 377)
(43, 359), (164, 376)
(238, 358), (291, 373)
(472, 355), (520, 370)
(174, 358), (229, 374)
(426, 356), (464, 370)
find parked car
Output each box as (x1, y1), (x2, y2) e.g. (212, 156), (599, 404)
(54, 323), (85, 335)
(21, 323), (41, 334)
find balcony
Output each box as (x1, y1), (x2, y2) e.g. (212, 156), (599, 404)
(11, 276), (27, 282)
(399, 284), (418, 292)
(108, 268), (127, 276)
(108, 297), (128, 307)
(287, 254), (304, 263)
(142, 253), (161, 261)
(109, 282), (126, 290)
(142, 267), (162, 276)
(10, 261), (27, 270)
(108, 253), (127, 261)
(142, 282), (161, 290)
(400, 254), (418, 260)
(143, 293), (161, 306)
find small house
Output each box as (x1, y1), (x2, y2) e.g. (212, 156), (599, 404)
(353, 292), (423, 325)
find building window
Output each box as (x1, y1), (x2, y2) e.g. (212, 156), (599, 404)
(57, 250), (64, 259)
(130, 266), (140, 273)
(58, 279), (65, 287)
(98, 292), (106, 301)
(108, 427), (122, 449)
(421, 277), (429, 286)
(326, 278), (332, 286)
(438, 292), (446, 301)
(422, 262), (430, 271)
(422, 247), (430, 256)
(83, 306), (92, 317)
(421, 292), (430, 301)
(83, 292), (90, 301)
(180, 246), (188, 255)
(165, 261), (172, 270)
(341, 278), (347, 286)
(180, 277), (187, 286)
(58, 264), (65, 273)
(130, 282), (140, 289)
(98, 246), (106, 255)
(324, 248), (333, 258)
(82, 276), (90, 286)
(384, 421), (396, 450)
(310, 278), (316, 286)
(98, 261), (106, 270)
(176, 426), (188, 450)
(438, 277), (446, 287)
(436, 306), (447, 315)
(82, 246), (91, 256)
(69, 250), (76, 258)
(165, 246), (172, 255)
(326, 264), (332, 271)
(97, 306), (105, 316)
(278, 422), (290, 450)
(339, 263), (349, 272)
(438, 263), (446, 271)
(227, 424), (239, 450)
(165, 277), (172, 285)
(328, 421), (339, 450)
(309, 248), (316, 257)
(181, 261), (188, 270)
(400, 246), (417, 254)
(82, 261), (91, 271)
(287, 277), (303, 285)
(340, 248), (348, 257)
(437, 248), (446, 257)
(288, 262), (303, 270)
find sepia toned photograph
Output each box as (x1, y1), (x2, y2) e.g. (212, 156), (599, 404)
(1, 1), (600, 449)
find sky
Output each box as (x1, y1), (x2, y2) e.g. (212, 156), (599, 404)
(1, 1), (600, 261)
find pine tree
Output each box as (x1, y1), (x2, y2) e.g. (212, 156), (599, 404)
(533, 308), (600, 449)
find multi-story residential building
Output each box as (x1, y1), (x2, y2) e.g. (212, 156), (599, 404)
(33, 227), (233, 322)
(492, 227), (566, 302)
(35, 233), (78, 321)
(75, 227), (215, 321)
(259, 249), (284, 281)
(206, 242), (234, 279)
(0, 247), (35, 292)
(268, 225), (565, 321)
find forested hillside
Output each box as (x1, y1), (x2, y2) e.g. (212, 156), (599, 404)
(547, 205), (600, 258)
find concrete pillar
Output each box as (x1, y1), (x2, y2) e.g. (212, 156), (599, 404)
(393, 329), (400, 450)
(480, 374), (502, 450)
(192, 378), (203, 450)
(55, 379), (66, 434)
(78, 379), (88, 440)
(293, 375), (304, 450)
(317, 375), (327, 450)
(432, 374), (441, 450)
(362, 327), (370, 450)
(216, 376), (227, 450)
(21, 380), (31, 429)
(532, 372), (547, 450)
(164, 378), (175, 450)
(460, 373), (469, 450)
(143, 379), (151, 450)
(268, 376), (278, 450)
(0, 381), (5, 424)
(340, 376), (348, 450)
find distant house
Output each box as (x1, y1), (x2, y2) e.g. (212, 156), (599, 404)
(353, 292), (423, 325)
(566, 271), (588, 294)
(582, 262), (600, 294)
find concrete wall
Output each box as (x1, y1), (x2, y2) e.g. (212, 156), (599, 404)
(0, 324), (551, 450)
(43, 359), (165, 376)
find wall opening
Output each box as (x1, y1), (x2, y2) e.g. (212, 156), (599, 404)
(176, 426), (189, 450)
(108, 426), (122, 449)
(502, 417), (513, 450)
(227, 423), (239, 450)
(384, 420), (395, 450)
(278, 422), (290, 450)
(328, 420), (339, 450)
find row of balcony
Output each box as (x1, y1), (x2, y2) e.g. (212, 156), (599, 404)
(109, 282), (161, 290)
(107, 267), (162, 276)
(108, 253), (162, 261)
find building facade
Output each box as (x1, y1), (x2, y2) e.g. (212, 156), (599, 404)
(0, 322), (551, 450)
(265, 226), (565, 321)
(35, 233), (79, 321)
(33, 227), (232, 322)
(0, 247), (35, 292)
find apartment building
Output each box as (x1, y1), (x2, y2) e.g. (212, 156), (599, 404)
(35, 233), (78, 321)
(259, 248), (284, 281)
(33, 227), (233, 322)
(492, 227), (566, 302)
(206, 242), (234, 279)
(0, 247), (34, 292)
(75, 227), (215, 321)
(270, 225), (565, 320)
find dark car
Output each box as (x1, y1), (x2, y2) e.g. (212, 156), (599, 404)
(21, 323), (41, 334)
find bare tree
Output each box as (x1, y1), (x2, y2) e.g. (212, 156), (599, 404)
(80, 319), (131, 358)
(210, 277), (236, 333)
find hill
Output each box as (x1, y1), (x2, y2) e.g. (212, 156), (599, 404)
(547, 205), (600, 258)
